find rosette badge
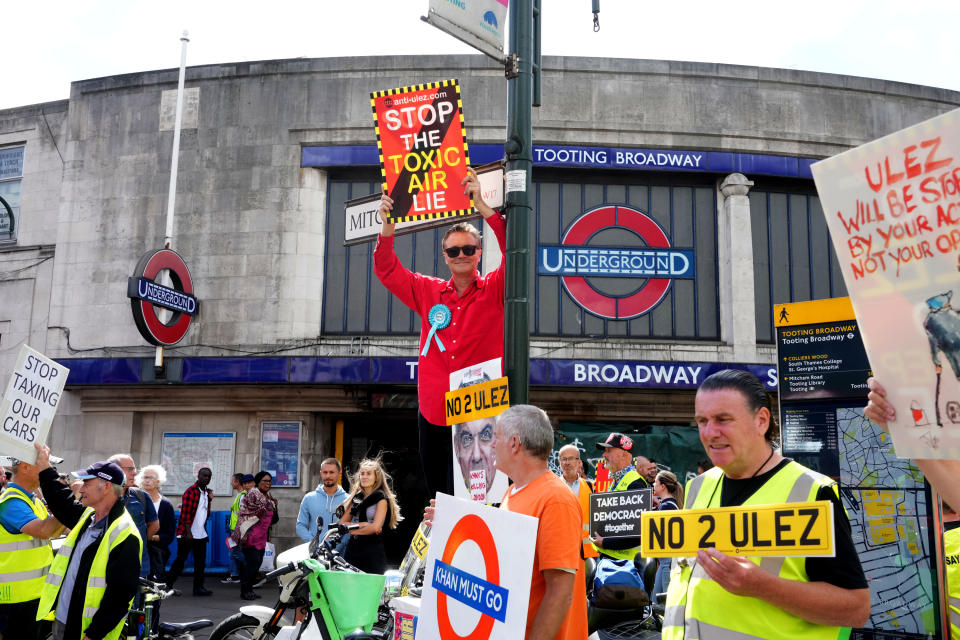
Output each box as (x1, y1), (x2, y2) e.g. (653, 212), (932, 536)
(422, 304), (451, 357)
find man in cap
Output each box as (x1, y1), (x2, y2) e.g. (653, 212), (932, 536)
(0, 455), (63, 640)
(107, 454), (158, 579)
(590, 433), (647, 560)
(33, 444), (142, 640)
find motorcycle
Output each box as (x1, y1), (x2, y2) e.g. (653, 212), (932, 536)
(587, 554), (663, 640)
(208, 520), (399, 640)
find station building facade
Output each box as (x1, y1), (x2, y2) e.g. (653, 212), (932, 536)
(2, 55), (958, 553)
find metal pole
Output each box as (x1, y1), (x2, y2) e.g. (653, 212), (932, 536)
(158, 31), (189, 369)
(164, 30), (190, 250)
(504, 0), (535, 405)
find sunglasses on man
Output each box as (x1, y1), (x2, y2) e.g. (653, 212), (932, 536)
(444, 245), (480, 258)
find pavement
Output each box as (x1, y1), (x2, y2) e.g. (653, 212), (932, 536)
(156, 577), (282, 639)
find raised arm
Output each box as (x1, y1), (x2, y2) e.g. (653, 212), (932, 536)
(866, 377), (960, 507)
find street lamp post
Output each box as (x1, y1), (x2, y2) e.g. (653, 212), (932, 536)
(503, 0), (540, 406)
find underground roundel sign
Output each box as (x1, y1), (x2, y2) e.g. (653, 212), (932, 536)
(126, 249), (199, 346)
(538, 205), (695, 320)
(421, 493), (537, 640)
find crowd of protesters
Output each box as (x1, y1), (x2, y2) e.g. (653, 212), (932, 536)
(2, 368), (959, 640)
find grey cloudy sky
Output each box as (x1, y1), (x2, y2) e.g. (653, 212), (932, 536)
(4, 0), (958, 110)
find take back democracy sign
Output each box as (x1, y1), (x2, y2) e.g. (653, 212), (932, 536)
(418, 493), (536, 640)
(1, 344), (70, 463)
(370, 79), (472, 224)
(811, 107), (960, 459)
(589, 488), (653, 539)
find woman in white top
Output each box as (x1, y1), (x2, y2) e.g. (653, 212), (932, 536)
(137, 464), (176, 581)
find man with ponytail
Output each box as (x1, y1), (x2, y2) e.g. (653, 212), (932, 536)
(663, 369), (870, 640)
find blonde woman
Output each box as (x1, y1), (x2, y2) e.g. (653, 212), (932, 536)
(339, 458), (402, 574)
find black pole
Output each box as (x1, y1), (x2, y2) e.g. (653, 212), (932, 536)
(504, 0), (536, 405)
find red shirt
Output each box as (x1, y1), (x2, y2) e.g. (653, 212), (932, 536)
(374, 214), (507, 425)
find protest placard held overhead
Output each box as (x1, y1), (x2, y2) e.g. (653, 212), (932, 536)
(812, 107), (960, 459)
(1, 344), (70, 463)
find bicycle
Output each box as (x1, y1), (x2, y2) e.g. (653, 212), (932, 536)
(125, 577), (213, 640)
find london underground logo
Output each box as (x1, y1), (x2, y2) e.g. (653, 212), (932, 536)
(433, 514), (508, 640)
(538, 205), (694, 320)
(126, 249), (199, 346)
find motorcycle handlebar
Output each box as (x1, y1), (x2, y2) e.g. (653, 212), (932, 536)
(265, 562), (301, 580)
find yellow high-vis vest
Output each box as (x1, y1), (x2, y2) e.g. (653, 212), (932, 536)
(945, 525), (959, 639)
(229, 489), (246, 530)
(662, 462), (848, 640)
(35, 506), (142, 640)
(575, 478), (599, 559)
(593, 468), (645, 561)
(0, 486), (54, 603)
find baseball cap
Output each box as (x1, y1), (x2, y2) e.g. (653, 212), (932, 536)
(72, 461), (125, 485)
(241, 473), (255, 483)
(596, 432), (634, 452)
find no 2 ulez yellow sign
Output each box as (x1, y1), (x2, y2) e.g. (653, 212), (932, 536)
(640, 501), (835, 558)
(445, 376), (510, 425)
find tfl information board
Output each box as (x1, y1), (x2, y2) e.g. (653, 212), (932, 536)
(775, 298), (942, 640)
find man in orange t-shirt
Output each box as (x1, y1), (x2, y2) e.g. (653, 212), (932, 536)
(496, 405), (588, 640)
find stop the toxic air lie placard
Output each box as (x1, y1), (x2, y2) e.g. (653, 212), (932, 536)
(370, 79), (473, 223)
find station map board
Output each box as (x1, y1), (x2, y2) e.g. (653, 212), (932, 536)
(161, 431), (236, 497)
(775, 298), (942, 640)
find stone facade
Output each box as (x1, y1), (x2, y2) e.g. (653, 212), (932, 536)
(2, 55), (959, 553)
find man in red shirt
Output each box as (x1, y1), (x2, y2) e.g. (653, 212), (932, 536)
(374, 167), (506, 497)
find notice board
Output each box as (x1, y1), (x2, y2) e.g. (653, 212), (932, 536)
(775, 297), (942, 640)
(161, 432), (236, 496)
(260, 421), (301, 488)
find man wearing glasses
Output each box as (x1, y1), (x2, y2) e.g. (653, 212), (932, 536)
(375, 166), (506, 497)
(558, 444), (598, 560)
(107, 454), (158, 579)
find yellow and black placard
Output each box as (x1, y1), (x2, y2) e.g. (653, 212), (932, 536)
(640, 500), (835, 558)
(445, 376), (510, 425)
(410, 525), (430, 561)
